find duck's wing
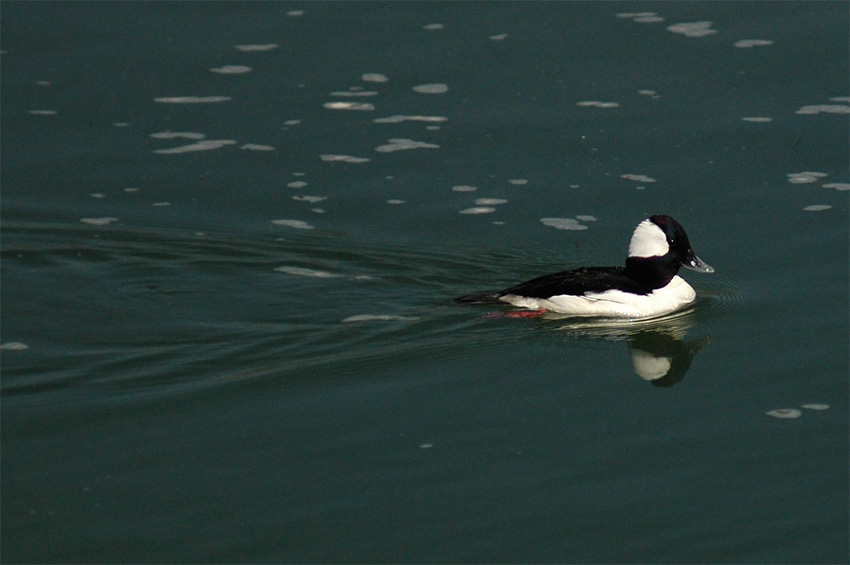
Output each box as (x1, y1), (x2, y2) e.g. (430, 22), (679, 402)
(498, 267), (651, 298)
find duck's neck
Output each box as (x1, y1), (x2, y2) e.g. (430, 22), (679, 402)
(624, 256), (679, 290)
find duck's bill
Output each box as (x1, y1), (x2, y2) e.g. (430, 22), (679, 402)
(683, 255), (715, 273)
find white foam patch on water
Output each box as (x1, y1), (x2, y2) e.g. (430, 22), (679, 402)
(387, 199), (406, 205)
(80, 217), (118, 226)
(362, 73), (389, 83)
(452, 185), (478, 192)
(423, 23), (444, 30)
(234, 44), (278, 52)
(734, 39), (774, 48)
(287, 181), (309, 188)
(796, 104), (850, 115)
(0, 342), (29, 350)
(240, 144), (275, 151)
(152, 202), (170, 207)
(323, 101), (375, 111)
(284, 120), (302, 126)
(741, 117), (773, 122)
(154, 140), (236, 154)
(508, 179), (528, 185)
(576, 215), (597, 222)
(320, 154), (371, 163)
(274, 266), (341, 278)
(412, 83), (448, 94)
(342, 314), (420, 323)
(667, 21), (718, 37)
(621, 173), (657, 183)
(460, 207), (496, 215)
(803, 204), (832, 212)
(787, 171), (828, 184)
(287, 10), (304, 17)
(617, 12), (664, 23)
(577, 101), (620, 108)
(489, 34), (509, 40)
(801, 404), (830, 410)
(540, 217), (588, 230)
(150, 131), (206, 140)
(271, 219), (315, 230)
(90, 193), (106, 199)
(28, 110), (58, 115)
(766, 409), (802, 419)
(124, 187), (139, 193)
(154, 96), (231, 104)
(823, 183), (850, 191)
(638, 89), (658, 96)
(474, 198), (507, 205)
(210, 65), (252, 74)
(373, 115), (448, 123)
(292, 195), (326, 203)
(375, 138), (439, 152)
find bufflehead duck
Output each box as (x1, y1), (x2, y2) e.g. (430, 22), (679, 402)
(455, 214), (714, 319)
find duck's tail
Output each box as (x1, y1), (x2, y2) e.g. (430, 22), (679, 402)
(453, 291), (502, 305)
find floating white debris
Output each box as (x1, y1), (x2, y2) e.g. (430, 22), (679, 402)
(418, 443), (434, 449)
(375, 138), (439, 152)
(460, 207), (496, 215)
(152, 202), (170, 207)
(452, 185), (478, 192)
(153, 140), (236, 154)
(801, 404), (829, 410)
(362, 73), (389, 82)
(734, 39), (774, 48)
(153, 96), (231, 104)
(508, 179), (528, 185)
(489, 33), (509, 40)
(274, 266), (341, 278)
(284, 119), (302, 126)
(412, 83), (448, 94)
(577, 101), (620, 108)
(342, 314), (420, 323)
(0, 342), (29, 350)
(540, 217), (588, 230)
(576, 215), (597, 222)
(210, 65), (252, 74)
(271, 219), (314, 230)
(803, 205), (832, 212)
(27, 109), (57, 115)
(422, 23), (444, 30)
(667, 21), (718, 37)
(80, 217), (118, 226)
(387, 199), (406, 205)
(617, 12), (664, 23)
(287, 181), (308, 188)
(150, 131), (206, 140)
(474, 198), (507, 205)
(287, 10), (304, 17)
(36, 80), (52, 86)
(621, 174), (657, 183)
(796, 104), (850, 115)
(234, 44), (279, 52)
(766, 409), (802, 419)
(787, 171), (828, 184)
(741, 117), (773, 122)
(292, 195), (326, 203)
(90, 193), (106, 199)
(823, 183), (850, 191)
(373, 115), (447, 124)
(240, 143), (275, 151)
(638, 89), (658, 96)
(113, 122), (130, 127)
(323, 101), (375, 111)
(320, 154), (371, 163)
(124, 187), (139, 193)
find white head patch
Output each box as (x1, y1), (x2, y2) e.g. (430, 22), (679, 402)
(628, 219), (670, 258)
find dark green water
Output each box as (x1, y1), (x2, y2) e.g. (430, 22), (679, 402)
(2, 2), (848, 563)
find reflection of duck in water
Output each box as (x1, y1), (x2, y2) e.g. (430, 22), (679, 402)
(549, 312), (711, 386)
(455, 215), (714, 319)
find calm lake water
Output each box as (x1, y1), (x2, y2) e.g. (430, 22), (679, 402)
(2, 2), (848, 563)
